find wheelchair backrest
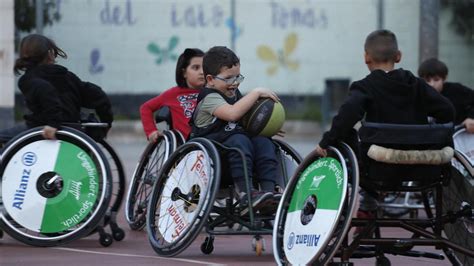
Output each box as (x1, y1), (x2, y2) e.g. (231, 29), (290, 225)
(154, 106), (173, 127)
(359, 122), (454, 148)
(63, 112), (109, 142)
(358, 122), (454, 189)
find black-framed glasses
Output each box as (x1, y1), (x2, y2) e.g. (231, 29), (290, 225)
(213, 74), (245, 85)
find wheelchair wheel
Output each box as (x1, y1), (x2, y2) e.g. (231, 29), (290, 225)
(443, 152), (474, 265)
(147, 137), (220, 257)
(125, 131), (176, 230)
(453, 127), (474, 165)
(172, 129), (185, 146)
(0, 127), (111, 246)
(273, 138), (303, 188)
(273, 142), (358, 265)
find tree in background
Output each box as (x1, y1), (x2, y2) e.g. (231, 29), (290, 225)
(442, 0), (474, 43)
(14, 0), (61, 50)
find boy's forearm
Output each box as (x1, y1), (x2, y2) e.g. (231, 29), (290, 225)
(215, 90), (260, 121)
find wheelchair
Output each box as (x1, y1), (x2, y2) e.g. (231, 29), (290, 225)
(125, 107), (185, 230)
(0, 126), (113, 246)
(273, 122), (474, 265)
(145, 134), (303, 257)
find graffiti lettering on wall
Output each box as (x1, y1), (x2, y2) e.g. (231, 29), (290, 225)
(89, 49), (104, 74)
(257, 32), (299, 75)
(147, 36), (180, 65)
(100, 0), (137, 26)
(171, 3), (224, 28)
(270, 1), (328, 29)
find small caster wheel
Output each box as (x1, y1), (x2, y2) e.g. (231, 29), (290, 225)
(112, 228), (125, 241)
(200, 236), (214, 254)
(254, 240), (263, 256)
(376, 256), (391, 266)
(252, 236), (266, 256)
(100, 233), (113, 247)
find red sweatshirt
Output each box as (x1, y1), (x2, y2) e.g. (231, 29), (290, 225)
(140, 86), (199, 139)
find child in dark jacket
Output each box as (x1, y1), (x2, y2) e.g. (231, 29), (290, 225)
(315, 29), (454, 217)
(0, 34), (113, 143)
(418, 58), (474, 132)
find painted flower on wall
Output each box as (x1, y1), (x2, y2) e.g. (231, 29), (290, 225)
(147, 36), (179, 65)
(257, 32), (300, 75)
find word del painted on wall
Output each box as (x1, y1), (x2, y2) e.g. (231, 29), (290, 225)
(100, 0), (137, 26)
(270, 1), (328, 29)
(171, 3), (224, 27)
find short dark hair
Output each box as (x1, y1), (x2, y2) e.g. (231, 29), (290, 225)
(364, 29), (399, 63)
(418, 58), (448, 79)
(175, 48), (204, 88)
(14, 34), (67, 75)
(203, 46), (240, 77)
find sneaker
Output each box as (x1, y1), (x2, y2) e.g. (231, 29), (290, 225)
(239, 190), (273, 216)
(258, 191), (283, 216)
(353, 209), (376, 237)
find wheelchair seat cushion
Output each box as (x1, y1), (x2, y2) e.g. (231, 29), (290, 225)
(367, 145), (454, 165)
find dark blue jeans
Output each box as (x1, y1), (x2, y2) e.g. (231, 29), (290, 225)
(222, 134), (278, 192)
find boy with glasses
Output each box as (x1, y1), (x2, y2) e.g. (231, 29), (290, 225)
(190, 46), (281, 215)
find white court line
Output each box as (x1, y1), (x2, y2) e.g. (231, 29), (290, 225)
(51, 247), (225, 266)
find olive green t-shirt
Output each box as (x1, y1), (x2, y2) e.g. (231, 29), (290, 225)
(194, 93), (228, 127)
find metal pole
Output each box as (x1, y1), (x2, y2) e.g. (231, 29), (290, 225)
(419, 0), (440, 64)
(0, 0), (15, 129)
(36, 0), (44, 34)
(230, 0), (236, 51)
(377, 0), (384, 29)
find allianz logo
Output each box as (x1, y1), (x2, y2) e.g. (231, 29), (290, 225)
(287, 232), (321, 250)
(22, 152), (37, 166)
(12, 152), (37, 210)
